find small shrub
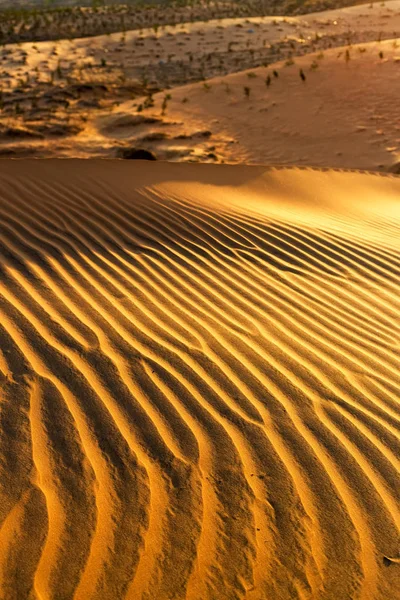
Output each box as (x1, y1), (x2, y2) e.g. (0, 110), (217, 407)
(161, 93), (171, 115)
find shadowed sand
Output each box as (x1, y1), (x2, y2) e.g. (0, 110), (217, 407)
(0, 159), (400, 599)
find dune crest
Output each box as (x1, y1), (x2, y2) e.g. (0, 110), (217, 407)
(0, 160), (400, 600)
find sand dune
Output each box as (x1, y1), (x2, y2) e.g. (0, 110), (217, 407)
(132, 38), (400, 169)
(0, 159), (400, 599)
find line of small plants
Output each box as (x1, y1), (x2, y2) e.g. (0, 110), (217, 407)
(0, 0), (370, 45)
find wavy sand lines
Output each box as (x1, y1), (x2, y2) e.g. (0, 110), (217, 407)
(0, 160), (399, 600)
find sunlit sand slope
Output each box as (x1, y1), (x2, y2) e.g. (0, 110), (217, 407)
(0, 160), (400, 600)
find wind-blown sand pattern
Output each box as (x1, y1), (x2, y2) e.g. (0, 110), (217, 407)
(0, 159), (400, 600)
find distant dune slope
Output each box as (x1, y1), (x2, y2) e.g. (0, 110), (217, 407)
(0, 160), (399, 600)
(136, 38), (400, 169)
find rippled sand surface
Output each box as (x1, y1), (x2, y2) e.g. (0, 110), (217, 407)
(0, 160), (399, 600)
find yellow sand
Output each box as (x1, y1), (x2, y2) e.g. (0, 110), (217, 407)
(0, 159), (399, 600)
(138, 38), (400, 169)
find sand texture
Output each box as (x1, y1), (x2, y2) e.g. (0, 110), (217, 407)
(0, 159), (400, 599)
(133, 38), (400, 170)
(1, 0), (399, 168)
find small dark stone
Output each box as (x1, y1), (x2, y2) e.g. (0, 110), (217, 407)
(118, 148), (157, 161)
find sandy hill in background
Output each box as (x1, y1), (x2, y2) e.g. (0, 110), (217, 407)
(0, 0), (374, 44)
(131, 38), (400, 169)
(0, 159), (400, 599)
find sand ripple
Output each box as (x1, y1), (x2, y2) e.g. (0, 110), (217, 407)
(0, 160), (399, 599)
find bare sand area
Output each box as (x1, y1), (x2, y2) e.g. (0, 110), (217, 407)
(132, 38), (400, 169)
(0, 159), (400, 599)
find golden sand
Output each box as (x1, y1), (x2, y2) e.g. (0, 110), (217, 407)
(0, 159), (399, 599)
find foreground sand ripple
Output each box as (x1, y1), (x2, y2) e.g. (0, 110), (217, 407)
(0, 160), (399, 600)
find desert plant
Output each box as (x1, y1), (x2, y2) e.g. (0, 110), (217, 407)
(144, 94), (154, 108)
(161, 93), (171, 115)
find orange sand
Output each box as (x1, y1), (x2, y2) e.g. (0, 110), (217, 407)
(0, 159), (399, 599)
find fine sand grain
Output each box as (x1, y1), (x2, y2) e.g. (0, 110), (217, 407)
(0, 160), (399, 599)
